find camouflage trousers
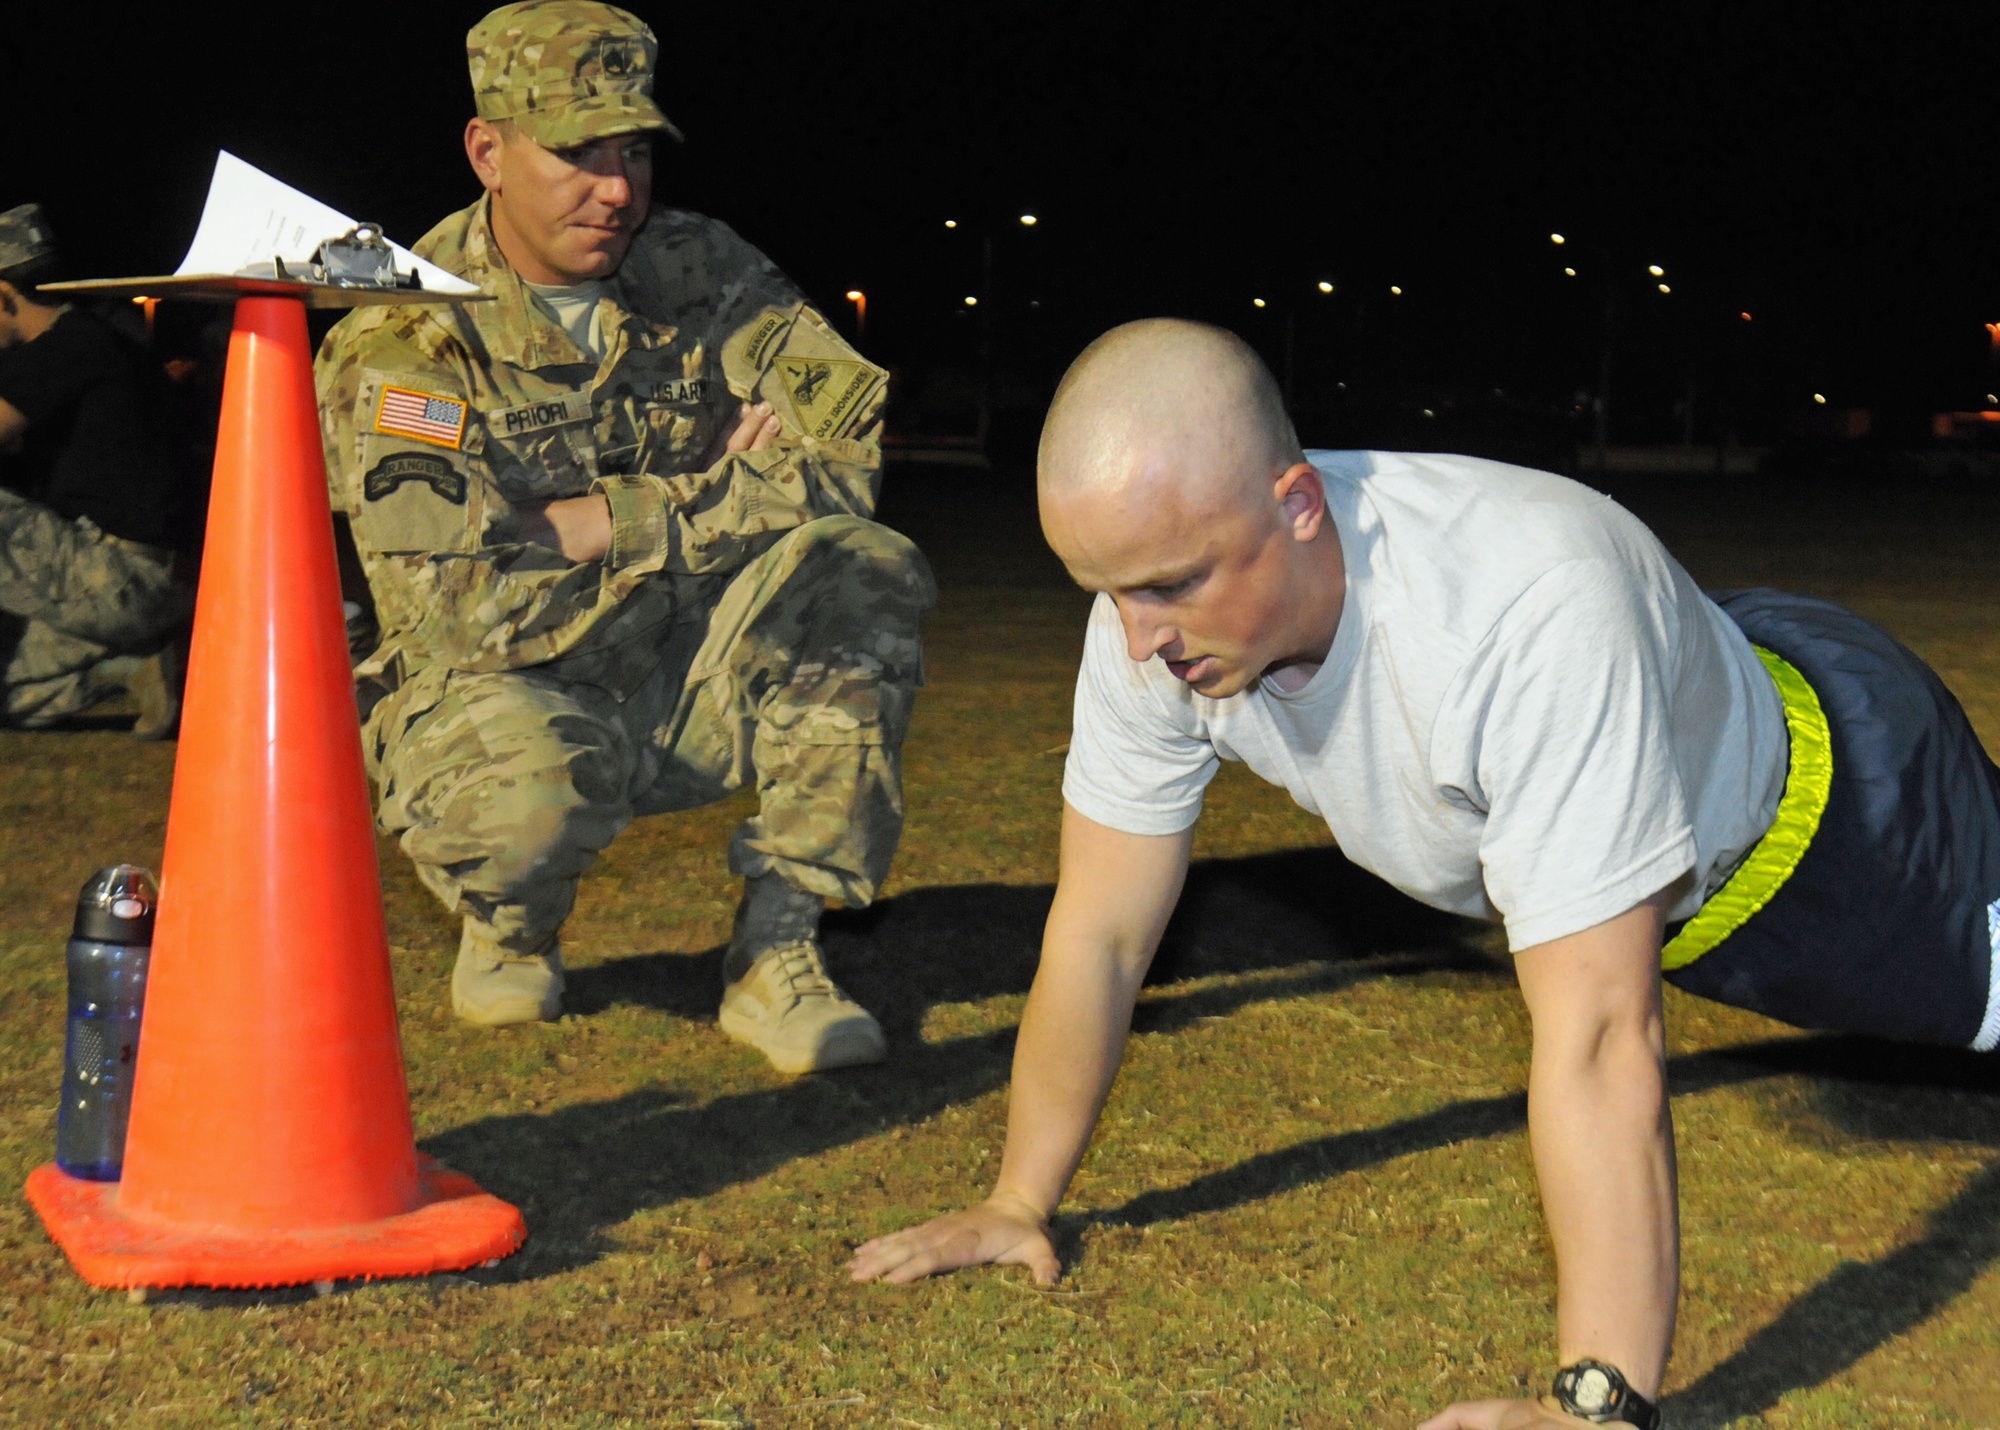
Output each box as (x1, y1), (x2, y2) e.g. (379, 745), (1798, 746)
(366, 515), (937, 955)
(0, 489), (189, 726)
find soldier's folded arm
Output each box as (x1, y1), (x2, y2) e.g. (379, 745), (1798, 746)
(593, 423), (882, 578)
(353, 477), (661, 673)
(321, 412), (877, 675)
(319, 355), (668, 673)
(587, 297), (888, 579)
(701, 228), (887, 526)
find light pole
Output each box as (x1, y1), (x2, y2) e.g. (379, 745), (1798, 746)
(1553, 232), (1620, 471)
(844, 289), (866, 341)
(946, 211), (1039, 453)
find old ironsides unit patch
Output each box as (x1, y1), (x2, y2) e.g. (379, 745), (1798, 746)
(375, 384), (470, 449)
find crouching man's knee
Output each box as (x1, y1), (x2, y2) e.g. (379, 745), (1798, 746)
(376, 680), (636, 912)
(781, 516), (937, 633)
(752, 520), (935, 748)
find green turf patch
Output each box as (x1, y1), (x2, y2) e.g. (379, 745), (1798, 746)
(3, 472), (1998, 1425)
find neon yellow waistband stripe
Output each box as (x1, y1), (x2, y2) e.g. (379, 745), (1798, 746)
(1660, 646), (1834, 972)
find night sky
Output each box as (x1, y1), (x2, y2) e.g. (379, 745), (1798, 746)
(8, 1), (1995, 443)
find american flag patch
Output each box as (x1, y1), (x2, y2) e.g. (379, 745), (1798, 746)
(374, 385), (469, 449)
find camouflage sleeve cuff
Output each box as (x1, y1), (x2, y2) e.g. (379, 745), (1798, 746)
(593, 475), (672, 570)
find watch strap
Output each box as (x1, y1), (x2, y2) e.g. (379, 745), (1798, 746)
(1552, 1359), (1662, 1429)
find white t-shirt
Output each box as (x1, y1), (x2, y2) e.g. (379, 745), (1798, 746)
(524, 278), (614, 363)
(1061, 450), (1790, 951)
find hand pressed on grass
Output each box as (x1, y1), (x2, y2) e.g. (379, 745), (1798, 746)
(847, 1191), (1059, 1286)
(1416, 1396), (1602, 1430)
(847, 809), (1189, 1291)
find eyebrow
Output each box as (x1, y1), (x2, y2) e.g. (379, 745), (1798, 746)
(1115, 565), (1204, 594)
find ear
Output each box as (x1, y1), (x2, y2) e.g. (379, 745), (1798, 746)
(1274, 462), (1328, 543)
(0, 280), (18, 318)
(465, 118), (507, 194)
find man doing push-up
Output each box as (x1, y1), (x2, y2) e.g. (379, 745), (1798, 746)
(849, 319), (2000, 1428)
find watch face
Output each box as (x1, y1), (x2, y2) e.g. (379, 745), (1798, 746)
(1573, 1367), (1614, 1414)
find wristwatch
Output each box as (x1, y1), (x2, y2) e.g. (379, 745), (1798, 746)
(1551, 1359), (1662, 1428)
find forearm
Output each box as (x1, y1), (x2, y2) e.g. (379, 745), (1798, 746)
(515, 493), (611, 562)
(1529, 1016), (1679, 1396)
(846, 810), (1190, 1288)
(989, 812), (1192, 1219)
(797, 435), (882, 521)
(593, 446), (878, 585)
(369, 539), (663, 673)
(989, 942), (1147, 1219)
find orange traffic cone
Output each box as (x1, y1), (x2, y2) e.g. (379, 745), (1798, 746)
(26, 295), (524, 1287)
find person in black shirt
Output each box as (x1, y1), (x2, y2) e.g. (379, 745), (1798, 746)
(0, 204), (190, 738)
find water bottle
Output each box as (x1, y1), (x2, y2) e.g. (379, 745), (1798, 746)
(55, 865), (158, 1181)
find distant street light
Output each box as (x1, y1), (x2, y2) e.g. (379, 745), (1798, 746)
(1253, 297), (1267, 308)
(944, 219), (957, 229)
(1550, 233), (1566, 245)
(1389, 285), (1403, 296)
(1813, 393), (1828, 405)
(1317, 280), (1334, 293)
(1563, 267), (1577, 277)
(1019, 214), (1037, 227)
(1657, 283), (1671, 294)
(963, 295), (978, 307)
(1648, 264), (1665, 277)
(1740, 311), (1753, 322)
(845, 289), (866, 339)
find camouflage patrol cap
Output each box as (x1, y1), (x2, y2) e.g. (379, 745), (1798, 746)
(0, 204), (57, 280)
(468, 2), (684, 149)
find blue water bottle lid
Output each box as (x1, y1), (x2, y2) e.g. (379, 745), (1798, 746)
(72, 865), (158, 944)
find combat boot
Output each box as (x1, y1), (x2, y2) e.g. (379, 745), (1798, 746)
(25, 646), (182, 738)
(452, 922), (564, 1026)
(718, 873), (886, 1075)
(124, 644), (182, 742)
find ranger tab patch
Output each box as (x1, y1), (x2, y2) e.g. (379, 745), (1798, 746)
(490, 392), (592, 436)
(374, 384), (469, 449)
(738, 310), (793, 371)
(364, 451), (468, 505)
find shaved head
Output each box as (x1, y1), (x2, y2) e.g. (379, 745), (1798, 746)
(1036, 319), (1343, 701)
(1038, 318), (1304, 512)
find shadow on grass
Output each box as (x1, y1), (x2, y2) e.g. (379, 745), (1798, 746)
(435, 846), (2000, 1421)
(6, 712), (143, 735)
(1079, 1031), (2000, 1428)
(424, 952), (1474, 1281)
(425, 848), (1494, 1278)
(559, 846), (1489, 1037)
(1660, 1037), (2000, 1429)
(1081, 1038), (1818, 1235)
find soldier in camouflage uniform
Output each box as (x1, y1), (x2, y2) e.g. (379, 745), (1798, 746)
(0, 204), (188, 739)
(313, 1), (936, 1072)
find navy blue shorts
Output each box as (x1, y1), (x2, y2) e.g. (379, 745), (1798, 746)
(1663, 589), (2000, 1048)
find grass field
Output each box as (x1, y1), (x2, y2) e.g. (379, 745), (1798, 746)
(3, 463), (1999, 1427)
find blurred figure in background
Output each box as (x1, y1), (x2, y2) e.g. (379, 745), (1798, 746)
(0, 204), (191, 738)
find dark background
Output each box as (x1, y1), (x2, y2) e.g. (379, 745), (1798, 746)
(6, 0), (1996, 458)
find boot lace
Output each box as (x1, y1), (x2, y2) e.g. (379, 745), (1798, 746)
(760, 941), (842, 1007)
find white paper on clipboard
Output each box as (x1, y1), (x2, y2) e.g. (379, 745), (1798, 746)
(175, 152), (479, 296)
